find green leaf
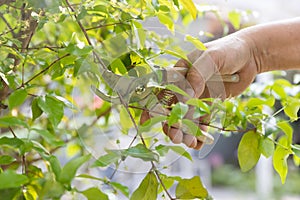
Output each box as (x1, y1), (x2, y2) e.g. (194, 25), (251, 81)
(155, 144), (192, 161)
(31, 98), (43, 121)
(47, 155), (61, 180)
(8, 89), (27, 109)
(110, 58), (127, 74)
(157, 13), (174, 32)
(82, 187), (109, 200)
(185, 35), (207, 50)
(277, 121), (293, 145)
(131, 21), (146, 49)
(237, 131), (261, 172)
(58, 154), (91, 185)
(292, 144), (300, 157)
(178, 0), (197, 20)
(0, 170), (29, 189)
(283, 97), (300, 121)
(228, 10), (241, 30)
(163, 49), (188, 61)
(0, 155), (16, 165)
(66, 43), (93, 56)
(273, 146), (290, 184)
(186, 98), (210, 114)
(0, 137), (24, 148)
(130, 172), (158, 200)
(92, 151), (121, 167)
(259, 137), (274, 158)
(293, 154), (300, 167)
(246, 97), (275, 108)
(38, 95), (64, 127)
(31, 128), (64, 146)
(175, 176), (208, 199)
(0, 117), (28, 128)
(110, 182), (130, 197)
(125, 144), (159, 162)
(165, 84), (189, 97)
(168, 102), (188, 126)
(157, 173), (175, 193)
(119, 106), (134, 133)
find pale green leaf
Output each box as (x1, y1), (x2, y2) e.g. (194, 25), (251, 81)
(58, 154), (91, 185)
(119, 106), (134, 133)
(163, 49), (188, 61)
(175, 176), (208, 199)
(130, 172), (158, 200)
(273, 146), (290, 184)
(157, 13), (174, 32)
(92, 151), (121, 167)
(185, 35), (207, 50)
(155, 144), (192, 161)
(82, 187), (109, 200)
(293, 154), (300, 167)
(283, 97), (300, 121)
(259, 137), (274, 158)
(238, 131), (261, 172)
(8, 89), (27, 109)
(277, 121), (293, 145)
(110, 182), (130, 197)
(179, 0), (197, 20)
(0, 170), (29, 189)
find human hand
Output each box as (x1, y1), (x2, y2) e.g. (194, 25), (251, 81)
(141, 33), (259, 149)
(183, 33), (258, 99)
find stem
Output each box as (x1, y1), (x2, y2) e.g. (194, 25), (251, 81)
(86, 22), (125, 31)
(20, 53), (70, 88)
(64, 0), (108, 70)
(0, 13), (16, 37)
(8, 126), (17, 138)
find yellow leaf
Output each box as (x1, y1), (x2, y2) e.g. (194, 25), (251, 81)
(179, 0), (197, 20)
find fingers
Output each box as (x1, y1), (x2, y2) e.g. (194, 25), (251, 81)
(162, 122), (205, 149)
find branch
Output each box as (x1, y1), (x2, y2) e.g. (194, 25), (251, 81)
(0, 13), (17, 37)
(20, 53), (70, 88)
(86, 22), (126, 31)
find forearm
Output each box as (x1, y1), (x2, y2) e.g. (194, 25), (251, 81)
(236, 17), (300, 73)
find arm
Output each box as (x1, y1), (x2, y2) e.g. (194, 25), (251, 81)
(238, 17), (300, 73)
(186, 17), (300, 98)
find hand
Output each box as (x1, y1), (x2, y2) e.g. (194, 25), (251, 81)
(184, 33), (258, 99)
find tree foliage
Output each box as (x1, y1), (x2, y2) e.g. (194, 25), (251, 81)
(0, 0), (299, 199)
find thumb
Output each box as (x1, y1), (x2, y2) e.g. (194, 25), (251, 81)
(187, 52), (217, 97)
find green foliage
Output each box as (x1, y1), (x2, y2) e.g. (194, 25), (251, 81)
(130, 172), (158, 200)
(0, 0), (299, 199)
(175, 176), (208, 199)
(238, 131), (261, 172)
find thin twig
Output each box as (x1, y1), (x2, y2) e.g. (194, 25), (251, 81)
(0, 13), (16, 37)
(8, 126), (17, 138)
(86, 22), (125, 31)
(20, 53), (70, 88)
